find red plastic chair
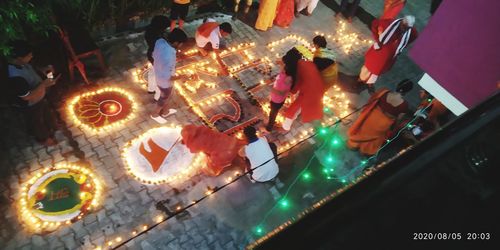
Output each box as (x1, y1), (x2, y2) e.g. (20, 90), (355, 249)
(57, 27), (107, 84)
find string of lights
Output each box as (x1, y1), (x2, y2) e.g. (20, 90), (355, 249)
(109, 100), (367, 249)
(106, 32), (413, 249)
(252, 100), (435, 239)
(105, 89), (428, 250)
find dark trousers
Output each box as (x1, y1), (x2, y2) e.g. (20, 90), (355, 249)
(266, 101), (284, 131)
(23, 99), (57, 142)
(339, 0), (361, 18)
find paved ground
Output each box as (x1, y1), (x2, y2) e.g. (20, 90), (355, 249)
(0, 1), (435, 249)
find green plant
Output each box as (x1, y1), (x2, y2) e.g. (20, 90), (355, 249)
(0, 0), (55, 56)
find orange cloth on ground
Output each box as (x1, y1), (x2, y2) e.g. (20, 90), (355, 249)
(284, 60), (326, 122)
(197, 22), (219, 38)
(347, 88), (394, 156)
(181, 125), (244, 176)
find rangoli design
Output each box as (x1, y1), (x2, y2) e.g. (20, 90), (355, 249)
(19, 163), (102, 231)
(67, 87), (137, 132)
(122, 126), (205, 185)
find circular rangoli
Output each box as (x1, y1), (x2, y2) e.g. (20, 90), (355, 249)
(19, 163), (102, 231)
(67, 87), (137, 132)
(122, 126), (205, 185)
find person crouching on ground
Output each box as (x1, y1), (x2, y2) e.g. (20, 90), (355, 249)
(239, 126), (279, 183)
(195, 18), (232, 75)
(181, 125), (245, 176)
(150, 28), (188, 124)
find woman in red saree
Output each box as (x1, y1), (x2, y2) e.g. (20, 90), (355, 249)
(347, 80), (413, 156)
(274, 0), (295, 28)
(281, 48), (326, 131)
(181, 125), (245, 176)
(381, 0), (406, 20)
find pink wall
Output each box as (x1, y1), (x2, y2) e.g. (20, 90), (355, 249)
(409, 0), (500, 108)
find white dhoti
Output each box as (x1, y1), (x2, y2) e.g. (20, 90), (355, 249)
(296, 0), (319, 14)
(147, 69), (161, 101)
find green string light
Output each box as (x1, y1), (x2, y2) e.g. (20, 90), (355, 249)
(255, 226), (264, 235)
(323, 107), (330, 113)
(320, 128), (328, 135)
(331, 137), (340, 146)
(326, 156), (334, 163)
(255, 100), (435, 237)
(302, 172), (312, 180)
(279, 199), (289, 209)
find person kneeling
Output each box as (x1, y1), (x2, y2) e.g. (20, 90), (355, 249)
(239, 126), (279, 183)
(181, 125), (245, 176)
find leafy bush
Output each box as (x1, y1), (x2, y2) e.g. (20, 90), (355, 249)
(1, 0), (210, 56)
(0, 0), (54, 56)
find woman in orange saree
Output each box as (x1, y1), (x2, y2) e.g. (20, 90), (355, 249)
(274, 0), (295, 28)
(347, 80), (413, 156)
(255, 0), (280, 31)
(181, 125), (245, 176)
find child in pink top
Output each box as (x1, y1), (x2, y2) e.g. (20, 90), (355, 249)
(266, 60), (293, 131)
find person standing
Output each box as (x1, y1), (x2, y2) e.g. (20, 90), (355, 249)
(265, 58), (293, 132)
(145, 15), (171, 100)
(7, 40), (59, 146)
(359, 15), (418, 92)
(347, 80), (413, 156)
(255, 0), (280, 31)
(335, 0), (361, 23)
(170, 0), (191, 30)
(281, 48), (326, 131)
(239, 126), (279, 183)
(312, 35), (338, 90)
(150, 28), (188, 124)
(295, 0), (319, 17)
(274, 0), (295, 28)
(234, 0), (253, 14)
(381, 0), (406, 20)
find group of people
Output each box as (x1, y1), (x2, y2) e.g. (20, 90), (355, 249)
(255, 0), (323, 31)
(2, 1), (449, 186)
(121, 1), (440, 182)
(143, 14), (282, 183)
(144, 15), (232, 124)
